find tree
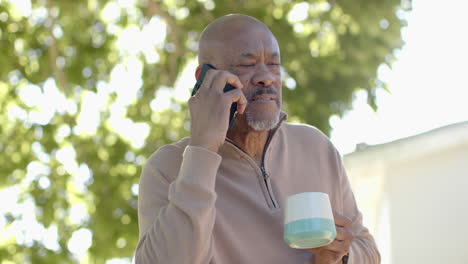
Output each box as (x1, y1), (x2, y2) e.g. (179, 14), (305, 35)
(0, 0), (410, 262)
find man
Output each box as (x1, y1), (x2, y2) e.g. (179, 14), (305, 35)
(135, 14), (380, 263)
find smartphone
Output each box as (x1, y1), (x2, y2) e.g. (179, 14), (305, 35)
(192, 64), (238, 130)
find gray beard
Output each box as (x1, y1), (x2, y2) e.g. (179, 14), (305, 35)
(246, 111), (281, 131)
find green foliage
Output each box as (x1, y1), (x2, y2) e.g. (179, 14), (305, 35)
(0, 0), (410, 262)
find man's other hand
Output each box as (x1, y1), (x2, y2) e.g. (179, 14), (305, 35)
(308, 211), (354, 264)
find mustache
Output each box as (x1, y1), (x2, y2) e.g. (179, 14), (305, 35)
(246, 87), (278, 101)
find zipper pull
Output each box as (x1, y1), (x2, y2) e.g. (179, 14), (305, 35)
(260, 166), (269, 179)
(260, 165), (276, 208)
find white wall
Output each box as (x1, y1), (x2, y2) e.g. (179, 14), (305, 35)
(344, 125), (468, 264)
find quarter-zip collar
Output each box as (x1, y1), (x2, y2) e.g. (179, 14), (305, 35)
(224, 111), (288, 154)
(223, 112), (287, 209)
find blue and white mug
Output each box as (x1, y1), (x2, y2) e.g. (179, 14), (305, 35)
(284, 192), (337, 249)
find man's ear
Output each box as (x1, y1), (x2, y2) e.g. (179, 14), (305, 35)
(195, 66), (202, 80)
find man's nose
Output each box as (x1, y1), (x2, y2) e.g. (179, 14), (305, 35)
(252, 64), (276, 87)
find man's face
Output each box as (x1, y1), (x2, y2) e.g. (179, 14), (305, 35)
(217, 27), (282, 130)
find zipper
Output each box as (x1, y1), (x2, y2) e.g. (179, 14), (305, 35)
(259, 129), (277, 209)
(260, 165), (276, 208)
(225, 133), (279, 209)
(225, 113), (286, 209)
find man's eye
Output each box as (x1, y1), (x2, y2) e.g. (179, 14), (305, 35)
(240, 64), (255, 67)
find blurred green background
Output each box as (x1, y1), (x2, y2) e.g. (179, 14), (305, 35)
(0, 0), (410, 263)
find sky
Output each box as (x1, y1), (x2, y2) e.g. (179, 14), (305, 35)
(329, 0), (468, 154)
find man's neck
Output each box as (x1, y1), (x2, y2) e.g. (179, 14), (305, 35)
(227, 117), (269, 165)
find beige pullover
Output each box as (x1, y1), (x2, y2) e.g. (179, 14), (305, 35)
(136, 119), (380, 263)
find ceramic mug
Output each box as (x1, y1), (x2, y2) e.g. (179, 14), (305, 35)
(284, 192), (337, 249)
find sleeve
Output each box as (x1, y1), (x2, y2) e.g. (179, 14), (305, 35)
(135, 145), (222, 264)
(335, 149), (381, 264)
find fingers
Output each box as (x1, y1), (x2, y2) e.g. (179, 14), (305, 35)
(211, 71), (243, 92)
(308, 212), (355, 263)
(195, 69), (246, 114)
(195, 68), (217, 95)
(335, 225), (354, 241)
(309, 248), (343, 264)
(333, 211), (352, 227)
(310, 227), (352, 253)
(198, 70), (243, 95)
(309, 220), (354, 261)
(324, 235), (351, 251)
(211, 71), (245, 114)
(308, 237), (351, 263)
(224, 89), (247, 114)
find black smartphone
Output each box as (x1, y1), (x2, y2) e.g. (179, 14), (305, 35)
(192, 64), (238, 130)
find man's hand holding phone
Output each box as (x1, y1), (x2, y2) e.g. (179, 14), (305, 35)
(188, 65), (247, 153)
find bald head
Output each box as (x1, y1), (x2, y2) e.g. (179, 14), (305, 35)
(196, 15), (283, 132)
(198, 14), (278, 66)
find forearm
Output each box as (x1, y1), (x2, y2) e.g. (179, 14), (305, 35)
(135, 146), (221, 264)
(348, 235), (381, 264)
(341, 191), (381, 263)
(135, 191), (217, 263)
(334, 148), (381, 263)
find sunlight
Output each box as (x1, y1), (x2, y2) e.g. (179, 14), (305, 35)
(69, 203), (89, 225)
(287, 2), (309, 23)
(55, 124), (72, 143)
(108, 59), (143, 108)
(7, 0), (31, 17)
(67, 228), (93, 258)
(106, 257), (133, 264)
(15, 78), (76, 126)
(55, 145), (79, 175)
(9, 197), (43, 247)
(117, 0), (137, 9)
(7, 105), (27, 121)
(0, 186), (20, 222)
(4, 0), (467, 262)
(142, 16), (167, 48)
(17, 84), (41, 107)
(173, 59), (197, 102)
(117, 26), (143, 56)
(24, 161), (51, 185)
(28, 7), (47, 26)
(0, 172), (65, 253)
(150, 86), (173, 112)
(42, 224), (60, 252)
(108, 117), (150, 149)
(74, 163), (93, 193)
(376, 198), (392, 264)
(75, 91), (103, 135)
(101, 2), (121, 23)
(330, 0), (468, 154)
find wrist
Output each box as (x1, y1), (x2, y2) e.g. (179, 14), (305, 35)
(189, 139), (220, 153)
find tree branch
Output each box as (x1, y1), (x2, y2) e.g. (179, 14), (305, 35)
(46, 0), (68, 93)
(145, 0), (186, 86)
